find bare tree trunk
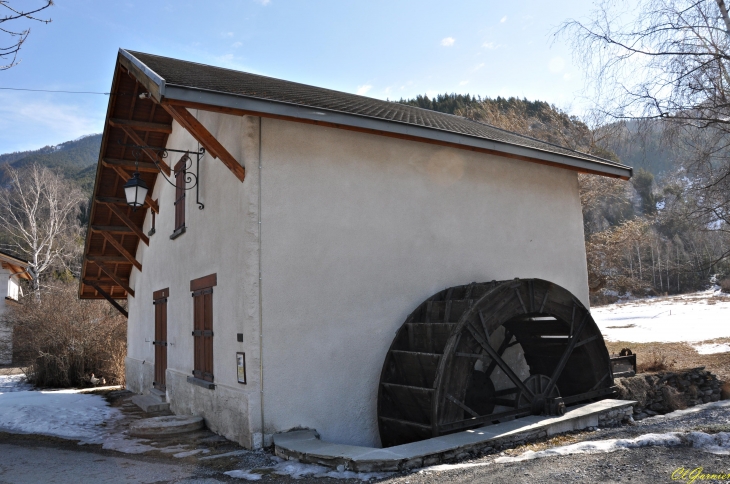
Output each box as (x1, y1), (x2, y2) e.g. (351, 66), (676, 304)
(656, 242), (664, 292)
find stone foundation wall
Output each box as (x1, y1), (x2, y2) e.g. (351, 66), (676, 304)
(597, 405), (635, 427)
(616, 367), (724, 421)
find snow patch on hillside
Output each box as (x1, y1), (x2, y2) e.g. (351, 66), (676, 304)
(592, 288), (730, 343)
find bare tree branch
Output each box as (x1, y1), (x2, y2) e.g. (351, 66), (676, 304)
(0, 1), (52, 70)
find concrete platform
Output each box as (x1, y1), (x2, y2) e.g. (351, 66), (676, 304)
(274, 399), (636, 472)
(131, 390), (170, 413)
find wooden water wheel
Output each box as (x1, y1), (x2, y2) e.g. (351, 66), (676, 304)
(377, 278), (616, 447)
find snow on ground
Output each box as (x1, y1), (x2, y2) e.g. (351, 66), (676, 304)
(592, 288), (730, 344)
(0, 374), (159, 453)
(0, 374), (32, 392)
(224, 456), (392, 481)
(0, 385), (122, 441)
(494, 431), (730, 463)
(694, 343), (730, 354)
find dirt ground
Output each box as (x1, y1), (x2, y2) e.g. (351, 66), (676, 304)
(604, 338), (730, 382)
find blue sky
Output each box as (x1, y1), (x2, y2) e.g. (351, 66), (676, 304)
(0, 0), (595, 153)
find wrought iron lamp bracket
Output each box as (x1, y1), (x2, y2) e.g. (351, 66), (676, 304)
(118, 141), (205, 210)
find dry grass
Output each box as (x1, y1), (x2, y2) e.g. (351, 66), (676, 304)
(636, 350), (676, 372)
(2, 281), (127, 388)
(605, 339), (730, 382)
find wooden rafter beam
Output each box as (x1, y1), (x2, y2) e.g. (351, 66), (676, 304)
(97, 230), (142, 271)
(102, 157), (160, 173)
(100, 201), (149, 246)
(107, 166), (159, 213)
(92, 261), (135, 297)
(86, 255), (136, 264)
(161, 103), (246, 182)
(97, 194), (159, 216)
(91, 225), (134, 234)
(109, 118), (172, 134)
(82, 277), (130, 285)
(83, 279), (129, 318)
(119, 125), (172, 176)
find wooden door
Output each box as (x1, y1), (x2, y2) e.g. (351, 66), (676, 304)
(153, 288), (169, 391)
(193, 288), (214, 382)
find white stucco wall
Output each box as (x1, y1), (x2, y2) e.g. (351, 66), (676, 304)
(126, 111), (262, 447)
(125, 110), (591, 450)
(258, 118), (589, 447)
(0, 269), (18, 365)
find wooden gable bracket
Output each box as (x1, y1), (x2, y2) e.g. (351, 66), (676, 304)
(83, 279), (129, 318)
(106, 165), (159, 213)
(91, 261), (135, 297)
(109, 118), (172, 134)
(98, 200), (150, 246)
(161, 103), (246, 182)
(117, 125), (172, 176)
(103, 158), (160, 173)
(96, 230), (142, 271)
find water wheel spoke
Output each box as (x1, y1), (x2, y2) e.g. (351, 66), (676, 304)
(544, 311), (590, 396)
(484, 329), (514, 377)
(445, 393), (480, 418)
(464, 322), (534, 400)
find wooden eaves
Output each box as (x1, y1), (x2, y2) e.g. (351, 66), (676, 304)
(0, 251), (33, 281)
(78, 53), (245, 314)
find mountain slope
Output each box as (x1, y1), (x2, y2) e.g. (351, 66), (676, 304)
(0, 134), (102, 192)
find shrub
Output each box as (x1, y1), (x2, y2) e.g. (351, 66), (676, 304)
(4, 281), (127, 388)
(720, 279), (730, 294)
(637, 350), (675, 373)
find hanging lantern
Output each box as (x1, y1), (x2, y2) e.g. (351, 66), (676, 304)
(124, 172), (149, 210)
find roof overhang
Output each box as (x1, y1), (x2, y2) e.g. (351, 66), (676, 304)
(119, 49), (632, 180)
(0, 251), (32, 281)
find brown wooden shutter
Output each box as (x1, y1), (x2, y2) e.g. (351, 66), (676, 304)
(153, 288), (169, 391)
(174, 159), (186, 232)
(191, 274), (216, 382)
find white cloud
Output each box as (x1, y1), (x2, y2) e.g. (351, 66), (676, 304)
(482, 42), (500, 50)
(548, 56), (566, 73)
(231, 41), (243, 48)
(563, 72), (573, 81)
(221, 32), (234, 38)
(356, 84), (372, 95)
(459, 80), (469, 86)
(473, 62), (485, 72)
(0, 96), (103, 151)
(500, 16), (507, 23)
(440, 37), (455, 47)
(254, 0), (270, 4)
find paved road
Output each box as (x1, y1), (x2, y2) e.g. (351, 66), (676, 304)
(0, 440), (225, 484)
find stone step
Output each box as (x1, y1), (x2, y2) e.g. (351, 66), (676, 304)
(131, 393), (170, 413)
(129, 415), (204, 437)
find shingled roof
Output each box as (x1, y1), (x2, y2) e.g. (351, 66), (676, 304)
(80, 49), (632, 306)
(122, 50), (632, 180)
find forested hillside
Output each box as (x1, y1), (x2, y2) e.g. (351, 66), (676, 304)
(0, 134), (101, 194)
(400, 94), (730, 301)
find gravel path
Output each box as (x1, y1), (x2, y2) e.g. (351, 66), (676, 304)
(0, 384), (727, 483)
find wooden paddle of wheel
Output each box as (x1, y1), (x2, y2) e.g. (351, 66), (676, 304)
(377, 278), (616, 447)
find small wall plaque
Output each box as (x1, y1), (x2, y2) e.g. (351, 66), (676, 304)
(236, 352), (247, 384)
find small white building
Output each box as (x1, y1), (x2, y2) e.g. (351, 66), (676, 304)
(0, 251), (31, 365)
(80, 50), (632, 449)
